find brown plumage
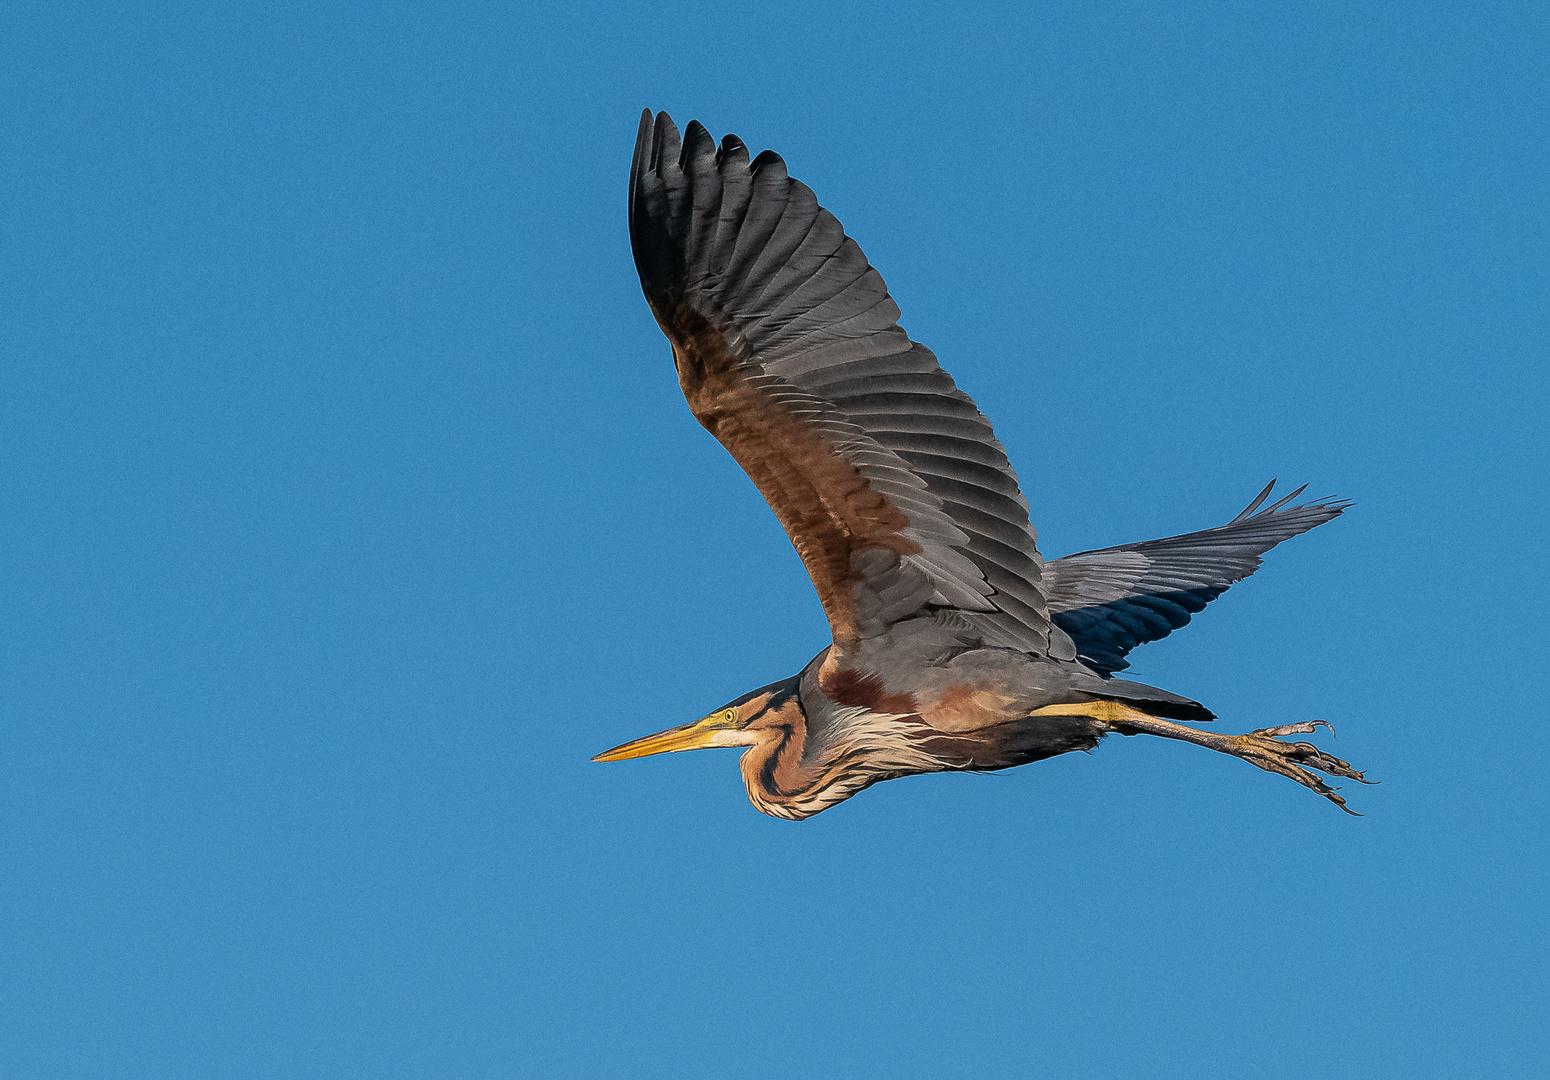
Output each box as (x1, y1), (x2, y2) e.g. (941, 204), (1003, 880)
(594, 110), (1372, 819)
(663, 304), (920, 643)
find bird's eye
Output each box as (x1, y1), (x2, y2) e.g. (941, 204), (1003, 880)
(722, 709), (738, 724)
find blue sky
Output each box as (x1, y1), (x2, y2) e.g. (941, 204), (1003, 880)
(2, 2), (1546, 1077)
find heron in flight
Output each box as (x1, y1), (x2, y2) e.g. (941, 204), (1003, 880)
(595, 110), (1371, 819)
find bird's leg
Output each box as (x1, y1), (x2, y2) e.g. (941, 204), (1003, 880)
(1028, 701), (1374, 815)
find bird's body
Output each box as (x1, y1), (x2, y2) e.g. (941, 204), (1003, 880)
(697, 658), (1128, 821)
(596, 110), (1371, 818)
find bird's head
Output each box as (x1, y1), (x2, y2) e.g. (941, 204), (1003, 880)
(591, 676), (804, 763)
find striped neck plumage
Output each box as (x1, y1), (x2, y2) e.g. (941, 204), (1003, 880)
(739, 701), (949, 820)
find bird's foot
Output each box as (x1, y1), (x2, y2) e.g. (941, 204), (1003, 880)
(1224, 721), (1374, 815)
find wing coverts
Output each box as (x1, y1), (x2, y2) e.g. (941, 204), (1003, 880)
(629, 110), (1056, 653)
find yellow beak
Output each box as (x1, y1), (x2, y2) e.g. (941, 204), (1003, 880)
(591, 713), (743, 762)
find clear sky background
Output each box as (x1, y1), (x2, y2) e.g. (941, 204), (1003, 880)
(3, 2), (1546, 1077)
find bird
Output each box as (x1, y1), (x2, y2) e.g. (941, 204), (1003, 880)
(594, 109), (1372, 820)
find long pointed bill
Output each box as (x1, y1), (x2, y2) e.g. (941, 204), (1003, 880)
(591, 712), (745, 762)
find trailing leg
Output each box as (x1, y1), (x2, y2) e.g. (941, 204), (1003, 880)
(1029, 701), (1374, 814)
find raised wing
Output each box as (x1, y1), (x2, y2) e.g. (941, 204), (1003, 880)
(1044, 482), (1348, 674)
(629, 110), (1052, 653)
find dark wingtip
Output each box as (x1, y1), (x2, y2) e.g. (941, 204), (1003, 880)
(681, 119), (716, 168)
(716, 133), (749, 170)
(650, 111), (682, 175)
(632, 109), (655, 161)
(1232, 479), (1353, 523)
(1234, 479), (1278, 521)
(628, 109), (689, 309)
(629, 110), (655, 219)
(749, 148), (789, 179)
(1262, 483), (1310, 515)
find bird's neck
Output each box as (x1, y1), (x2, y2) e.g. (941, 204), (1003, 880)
(737, 705), (823, 820)
(736, 699), (940, 821)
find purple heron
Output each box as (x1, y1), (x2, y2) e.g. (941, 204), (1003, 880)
(595, 110), (1371, 820)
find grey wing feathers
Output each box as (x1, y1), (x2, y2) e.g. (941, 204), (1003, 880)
(1044, 481), (1349, 674)
(630, 110), (1054, 652)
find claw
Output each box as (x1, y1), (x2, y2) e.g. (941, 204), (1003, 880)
(1232, 723), (1375, 815)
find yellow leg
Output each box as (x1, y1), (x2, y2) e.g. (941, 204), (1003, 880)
(1028, 700), (1373, 814)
